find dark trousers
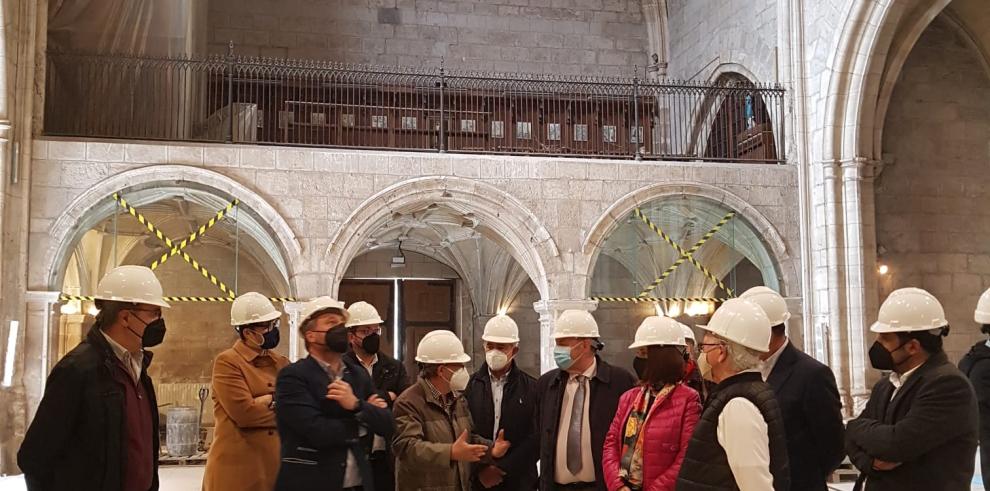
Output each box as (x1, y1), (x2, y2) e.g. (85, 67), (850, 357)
(370, 451), (395, 491)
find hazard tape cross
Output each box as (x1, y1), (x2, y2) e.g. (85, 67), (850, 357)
(151, 199), (239, 270)
(637, 211), (736, 297)
(633, 207), (735, 297)
(113, 193), (237, 299)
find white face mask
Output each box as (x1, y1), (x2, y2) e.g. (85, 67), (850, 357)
(446, 367), (470, 392)
(486, 349), (510, 371)
(698, 350), (715, 382)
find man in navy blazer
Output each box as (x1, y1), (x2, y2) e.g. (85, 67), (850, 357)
(743, 287), (846, 491)
(274, 297), (394, 491)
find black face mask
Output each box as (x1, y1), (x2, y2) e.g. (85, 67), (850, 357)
(869, 339), (908, 371)
(361, 333), (381, 355)
(128, 313), (167, 348)
(324, 326), (350, 353)
(633, 356), (647, 379)
(261, 328), (281, 350)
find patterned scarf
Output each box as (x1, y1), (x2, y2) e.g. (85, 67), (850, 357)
(619, 384), (675, 488)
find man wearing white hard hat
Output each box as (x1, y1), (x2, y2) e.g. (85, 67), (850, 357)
(343, 301), (410, 491)
(846, 287), (977, 491)
(464, 314), (539, 490)
(602, 316), (701, 491)
(535, 309), (637, 490)
(675, 298), (790, 491)
(741, 286), (844, 491)
(20, 265), (170, 491)
(203, 292), (290, 491)
(960, 287), (990, 489)
(274, 296), (394, 491)
(392, 330), (510, 490)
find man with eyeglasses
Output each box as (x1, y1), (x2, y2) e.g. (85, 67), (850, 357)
(19, 266), (170, 491)
(203, 292), (290, 491)
(675, 298), (790, 491)
(343, 301), (410, 491)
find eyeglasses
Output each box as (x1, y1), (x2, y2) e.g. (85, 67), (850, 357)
(698, 343), (726, 352)
(353, 326), (381, 336)
(128, 308), (162, 321)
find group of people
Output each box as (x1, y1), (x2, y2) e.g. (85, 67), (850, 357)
(13, 263), (990, 491)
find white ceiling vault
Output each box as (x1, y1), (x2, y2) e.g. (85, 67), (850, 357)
(356, 203), (531, 316)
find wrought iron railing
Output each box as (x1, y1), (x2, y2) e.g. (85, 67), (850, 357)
(44, 50), (786, 163)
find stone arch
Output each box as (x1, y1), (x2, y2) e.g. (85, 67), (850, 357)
(823, 0), (952, 163)
(43, 165), (302, 293)
(581, 180), (792, 298)
(324, 176), (558, 299)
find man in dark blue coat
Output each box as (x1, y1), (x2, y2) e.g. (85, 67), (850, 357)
(275, 297), (394, 491)
(742, 286), (845, 491)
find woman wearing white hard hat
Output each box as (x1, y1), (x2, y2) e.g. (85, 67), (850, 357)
(675, 298), (790, 491)
(846, 287), (977, 491)
(602, 316), (701, 491)
(392, 329), (510, 491)
(20, 265), (170, 491)
(203, 292), (290, 491)
(273, 296), (394, 491)
(960, 287), (990, 490)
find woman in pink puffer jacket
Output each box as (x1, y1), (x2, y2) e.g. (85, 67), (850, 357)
(602, 316), (702, 491)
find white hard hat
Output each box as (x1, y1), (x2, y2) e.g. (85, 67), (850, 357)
(679, 322), (696, 343)
(871, 287), (948, 333)
(345, 301), (384, 328)
(94, 265), (171, 308)
(231, 292), (281, 326)
(553, 310), (600, 339)
(740, 286), (791, 326)
(698, 298), (771, 352)
(482, 315), (519, 343)
(629, 316), (686, 349)
(415, 330), (471, 364)
(976, 288), (990, 325)
(299, 296), (348, 328)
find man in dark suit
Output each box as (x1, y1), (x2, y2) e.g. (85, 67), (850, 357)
(464, 314), (539, 490)
(343, 300), (410, 491)
(960, 287), (990, 490)
(535, 310), (637, 491)
(741, 286), (845, 491)
(274, 297), (395, 491)
(846, 288), (978, 491)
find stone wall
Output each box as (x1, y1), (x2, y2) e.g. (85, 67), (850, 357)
(876, 17), (990, 362)
(207, 0), (650, 76)
(666, 0), (779, 82)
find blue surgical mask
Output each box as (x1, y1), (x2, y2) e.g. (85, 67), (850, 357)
(553, 346), (575, 370)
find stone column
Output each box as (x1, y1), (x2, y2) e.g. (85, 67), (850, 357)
(819, 159), (854, 413)
(532, 299), (598, 374)
(842, 157), (880, 412)
(283, 301), (305, 362)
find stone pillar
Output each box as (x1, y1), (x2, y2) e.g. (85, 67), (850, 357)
(533, 299), (598, 374)
(842, 158), (880, 412)
(284, 301), (305, 362)
(819, 159), (854, 413)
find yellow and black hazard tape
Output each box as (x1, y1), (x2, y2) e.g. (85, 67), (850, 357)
(113, 193), (236, 299)
(152, 199), (240, 270)
(633, 208), (735, 297)
(60, 294), (298, 303)
(638, 211), (736, 297)
(591, 296), (727, 303)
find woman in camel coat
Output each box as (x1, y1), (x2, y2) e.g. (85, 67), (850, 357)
(203, 292), (290, 491)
